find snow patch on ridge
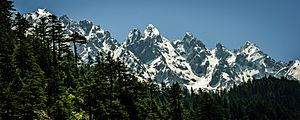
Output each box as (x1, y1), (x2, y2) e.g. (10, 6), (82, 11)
(144, 24), (160, 38)
(286, 60), (300, 80)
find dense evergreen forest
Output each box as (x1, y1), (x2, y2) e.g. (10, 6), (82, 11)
(1, 1), (300, 119)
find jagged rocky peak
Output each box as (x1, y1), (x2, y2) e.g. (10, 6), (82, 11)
(144, 24), (160, 38)
(182, 32), (196, 43)
(79, 20), (93, 33)
(182, 32), (206, 49)
(124, 28), (142, 46)
(35, 8), (52, 17)
(103, 31), (111, 39)
(60, 14), (69, 19)
(183, 32), (194, 40)
(238, 41), (260, 54)
(234, 41), (268, 62)
(214, 43), (233, 61)
(172, 32), (192, 46)
(60, 14), (72, 23)
(215, 43), (228, 56)
(245, 41), (256, 47)
(216, 43), (225, 50)
(25, 8), (53, 23)
(59, 14), (77, 27)
(79, 20), (93, 26)
(244, 41), (259, 49)
(128, 28), (141, 38)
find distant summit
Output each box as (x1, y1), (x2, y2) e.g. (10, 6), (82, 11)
(144, 24), (160, 39)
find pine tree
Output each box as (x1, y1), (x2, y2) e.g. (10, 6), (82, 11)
(87, 53), (94, 67)
(14, 13), (31, 77)
(32, 17), (52, 76)
(84, 64), (109, 119)
(82, 54), (109, 119)
(49, 14), (65, 68)
(144, 77), (160, 119)
(103, 53), (116, 110)
(67, 32), (86, 78)
(197, 92), (225, 120)
(61, 49), (77, 88)
(44, 15), (71, 117)
(168, 82), (186, 120)
(13, 12), (46, 119)
(0, 0), (15, 86)
(147, 78), (159, 105)
(0, 0), (18, 119)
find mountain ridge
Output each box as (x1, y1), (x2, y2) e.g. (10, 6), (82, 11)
(24, 8), (300, 90)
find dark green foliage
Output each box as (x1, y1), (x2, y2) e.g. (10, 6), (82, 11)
(169, 82), (183, 120)
(228, 76), (300, 120)
(197, 92), (225, 120)
(14, 13), (46, 119)
(0, 1), (18, 119)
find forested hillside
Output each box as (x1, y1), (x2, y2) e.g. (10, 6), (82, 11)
(1, 1), (300, 119)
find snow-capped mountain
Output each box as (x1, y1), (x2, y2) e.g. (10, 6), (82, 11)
(124, 24), (203, 86)
(59, 14), (120, 63)
(24, 9), (300, 90)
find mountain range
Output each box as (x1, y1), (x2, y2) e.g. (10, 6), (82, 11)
(24, 8), (300, 90)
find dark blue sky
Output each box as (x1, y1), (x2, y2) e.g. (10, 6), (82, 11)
(14, 0), (300, 62)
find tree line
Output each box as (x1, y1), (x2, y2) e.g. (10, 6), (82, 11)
(1, 1), (300, 119)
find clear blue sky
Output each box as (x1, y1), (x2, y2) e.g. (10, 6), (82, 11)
(14, 0), (300, 62)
